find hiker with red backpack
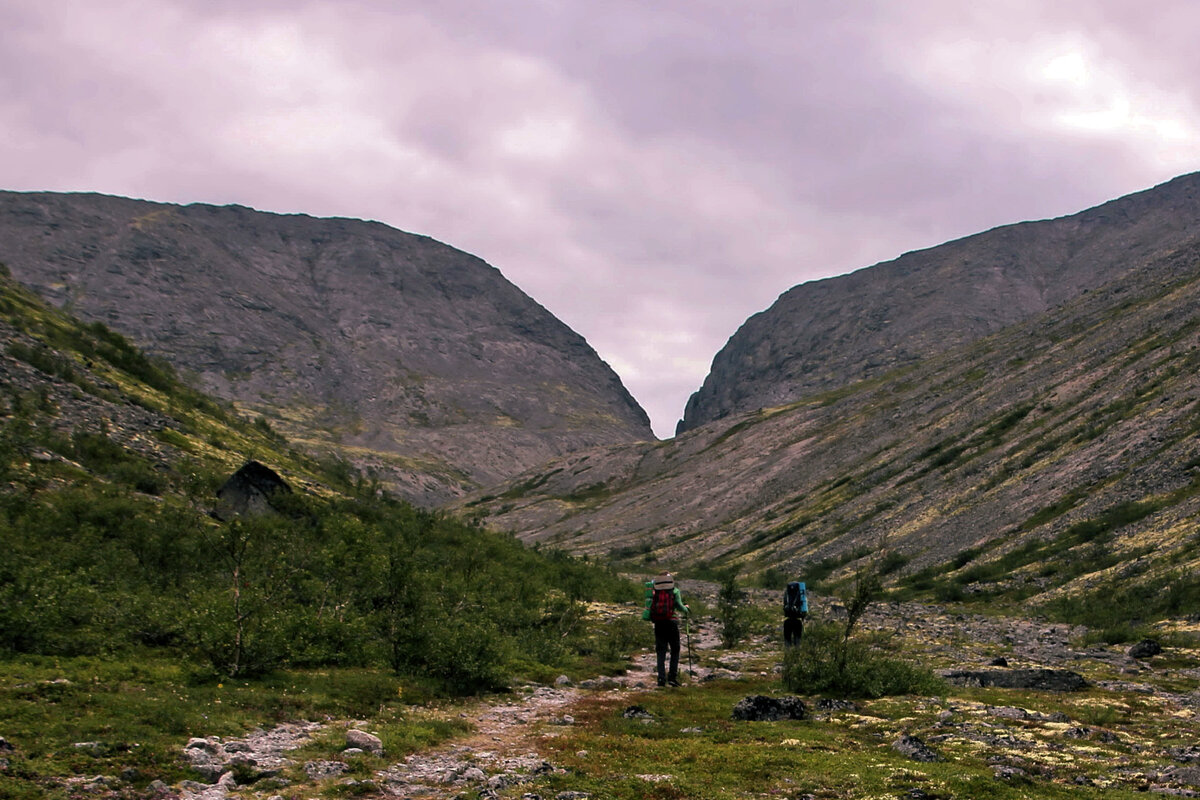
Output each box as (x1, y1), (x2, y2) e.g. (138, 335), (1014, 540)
(643, 571), (690, 687)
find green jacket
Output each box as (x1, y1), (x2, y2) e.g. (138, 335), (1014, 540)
(642, 581), (688, 621)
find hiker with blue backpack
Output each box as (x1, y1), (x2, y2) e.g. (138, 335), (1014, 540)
(644, 571), (690, 687)
(783, 580), (808, 647)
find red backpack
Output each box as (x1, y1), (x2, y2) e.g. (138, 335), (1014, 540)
(649, 588), (675, 621)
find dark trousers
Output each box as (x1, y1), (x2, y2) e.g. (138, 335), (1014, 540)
(654, 620), (680, 684)
(783, 616), (805, 647)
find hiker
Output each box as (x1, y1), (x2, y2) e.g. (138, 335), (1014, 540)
(643, 570), (689, 687)
(783, 580), (808, 647)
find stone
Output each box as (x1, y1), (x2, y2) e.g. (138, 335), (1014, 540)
(1128, 639), (1162, 659)
(941, 669), (1087, 691)
(0, 738), (13, 752)
(731, 695), (807, 721)
(304, 760), (350, 779)
(554, 675), (572, 687)
(892, 735), (942, 763)
(345, 728), (384, 755)
(622, 705), (654, 719)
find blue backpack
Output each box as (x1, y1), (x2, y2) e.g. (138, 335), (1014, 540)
(783, 581), (807, 618)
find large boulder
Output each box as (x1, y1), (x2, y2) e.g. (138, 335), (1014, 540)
(214, 460), (292, 520)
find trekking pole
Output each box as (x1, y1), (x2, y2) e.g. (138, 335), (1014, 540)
(686, 614), (695, 676)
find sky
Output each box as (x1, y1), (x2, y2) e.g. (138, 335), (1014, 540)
(3, 1), (1200, 438)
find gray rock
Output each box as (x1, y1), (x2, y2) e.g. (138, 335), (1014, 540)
(731, 695), (807, 721)
(892, 735), (942, 763)
(942, 669), (1087, 692)
(622, 705), (654, 719)
(1128, 639), (1163, 659)
(303, 760), (350, 779)
(554, 675), (572, 687)
(345, 728), (384, 755)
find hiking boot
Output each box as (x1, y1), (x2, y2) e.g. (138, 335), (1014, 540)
(667, 679), (681, 687)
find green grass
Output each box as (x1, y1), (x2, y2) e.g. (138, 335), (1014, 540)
(0, 653), (470, 799)
(526, 677), (1155, 800)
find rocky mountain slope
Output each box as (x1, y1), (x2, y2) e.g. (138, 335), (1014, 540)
(0, 191), (652, 504)
(679, 171), (1200, 433)
(462, 191), (1200, 614)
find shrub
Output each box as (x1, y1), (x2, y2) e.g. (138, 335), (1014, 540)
(782, 621), (944, 698)
(717, 569), (748, 648)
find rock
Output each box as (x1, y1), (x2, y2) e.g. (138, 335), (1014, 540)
(988, 706), (1029, 720)
(304, 760), (350, 779)
(214, 461), (292, 520)
(345, 728), (384, 755)
(1128, 639), (1162, 659)
(990, 656), (1010, 667)
(462, 767), (487, 783)
(1162, 766), (1200, 787)
(0, 737), (13, 752)
(556, 793), (592, 800)
(73, 741), (104, 756)
(814, 698), (858, 713)
(622, 705), (654, 720)
(1172, 746), (1200, 763)
(941, 668), (1087, 691)
(993, 765), (1029, 781)
(554, 675), (572, 687)
(892, 735), (942, 763)
(731, 695), (807, 721)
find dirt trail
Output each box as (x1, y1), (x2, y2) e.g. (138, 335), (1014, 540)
(378, 615), (724, 797)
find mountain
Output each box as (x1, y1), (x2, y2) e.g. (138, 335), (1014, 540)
(463, 177), (1200, 615)
(0, 191), (653, 504)
(678, 172), (1200, 433)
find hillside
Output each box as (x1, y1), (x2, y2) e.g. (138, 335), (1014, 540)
(0, 263), (630, 681)
(679, 171), (1200, 433)
(0, 191), (653, 505)
(462, 214), (1200, 621)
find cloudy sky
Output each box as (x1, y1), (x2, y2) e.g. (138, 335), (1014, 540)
(3, 1), (1199, 437)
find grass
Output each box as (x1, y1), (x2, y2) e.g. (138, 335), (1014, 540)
(527, 677), (1157, 800)
(0, 652), (469, 799)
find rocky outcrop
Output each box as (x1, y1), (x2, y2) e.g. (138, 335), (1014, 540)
(0, 192), (653, 504)
(214, 461), (291, 520)
(679, 172), (1200, 432)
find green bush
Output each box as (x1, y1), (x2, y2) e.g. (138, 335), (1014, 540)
(782, 620), (944, 698)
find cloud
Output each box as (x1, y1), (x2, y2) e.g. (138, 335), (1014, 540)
(2, 0), (1199, 437)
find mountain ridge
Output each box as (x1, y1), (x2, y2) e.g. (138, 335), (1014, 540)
(679, 171), (1200, 432)
(0, 190), (653, 504)
(465, 176), (1200, 615)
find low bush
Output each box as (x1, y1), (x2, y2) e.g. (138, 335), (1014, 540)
(782, 620), (945, 698)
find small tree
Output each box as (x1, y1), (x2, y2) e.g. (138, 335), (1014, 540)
(782, 558), (942, 698)
(718, 569), (748, 648)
